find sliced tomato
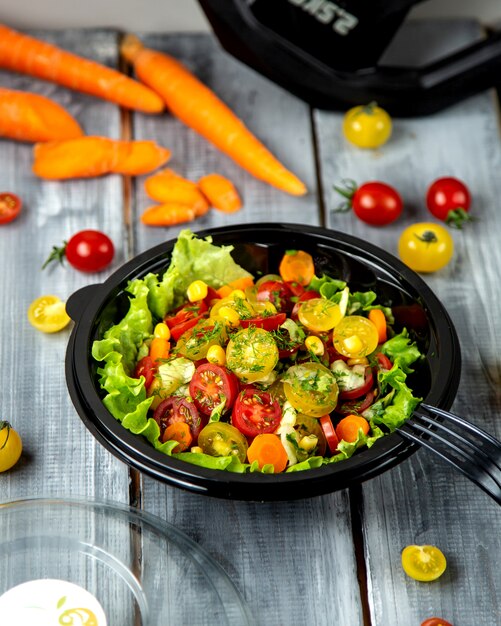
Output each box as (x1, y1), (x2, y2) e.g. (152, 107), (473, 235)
(336, 390), (375, 416)
(165, 300), (208, 330)
(189, 363), (239, 416)
(0, 192), (21, 225)
(375, 352), (393, 370)
(232, 387), (282, 438)
(240, 312), (286, 331)
(170, 315), (204, 342)
(134, 356), (156, 389)
(204, 286), (221, 306)
(339, 367), (374, 400)
(319, 415), (339, 454)
(256, 280), (293, 312)
(153, 397), (204, 441)
(285, 281), (305, 297)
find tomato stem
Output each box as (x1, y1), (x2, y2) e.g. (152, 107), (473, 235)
(360, 101), (378, 115)
(446, 208), (475, 229)
(41, 241), (68, 270)
(333, 179), (358, 212)
(0, 421), (11, 450)
(414, 231), (438, 245)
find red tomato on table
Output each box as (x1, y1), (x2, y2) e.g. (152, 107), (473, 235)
(0, 192), (21, 224)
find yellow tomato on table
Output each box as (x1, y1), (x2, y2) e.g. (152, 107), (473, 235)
(343, 102), (392, 149)
(27, 295), (71, 333)
(401, 544), (447, 582)
(0, 422), (22, 472)
(398, 222), (454, 273)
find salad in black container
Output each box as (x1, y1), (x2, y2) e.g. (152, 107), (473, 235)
(65, 223), (461, 501)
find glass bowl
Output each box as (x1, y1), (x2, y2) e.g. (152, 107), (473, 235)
(0, 498), (253, 626)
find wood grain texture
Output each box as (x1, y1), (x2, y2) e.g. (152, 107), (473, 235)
(315, 20), (501, 626)
(0, 30), (130, 504)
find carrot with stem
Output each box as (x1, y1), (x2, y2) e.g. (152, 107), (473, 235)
(0, 87), (83, 142)
(121, 34), (307, 196)
(198, 173), (242, 213)
(33, 136), (171, 179)
(0, 24), (164, 113)
(145, 169), (209, 217)
(247, 434), (288, 472)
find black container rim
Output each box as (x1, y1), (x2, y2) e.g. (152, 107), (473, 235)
(65, 223), (461, 501)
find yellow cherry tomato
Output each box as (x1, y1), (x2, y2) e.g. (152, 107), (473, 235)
(398, 222), (454, 273)
(298, 298), (343, 332)
(283, 362), (339, 417)
(226, 327), (278, 383)
(401, 544), (447, 582)
(27, 295), (71, 333)
(333, 316), (379, 358)
(343, 102), (392, 149)
(0, 422), (22, 472)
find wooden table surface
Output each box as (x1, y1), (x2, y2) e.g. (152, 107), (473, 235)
(1, 19), (501, 626)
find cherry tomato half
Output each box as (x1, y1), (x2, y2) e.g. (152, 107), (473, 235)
(398, 222), (454, 273)
(421, 618), (453, 626)
(283, 362), (339, 417)
(426, 176), (472, 228)
(134, 356), (156, 389)
(335, 180), (402, 227)
(343, 102), (392, 149)
(197, 422), (248, 462)
(189, 363), (239, 416)
(232, 387), (282, 438)
(226, 327), (278, 383)
(27, 295), (71, 333)
(239, 312), (286, 332)
(0, 192), (21, 225)
(319, 415), (339, 454)
(153, 397), (204, 441)
(333, 316), (379, 358)
(256, 280), (293, 312)
(401, 544), (447, 582)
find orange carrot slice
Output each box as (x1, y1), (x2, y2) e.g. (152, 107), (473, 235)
(335, 415), (370, 443)
(368, 309), (387, 343)
(279, 250), (315, 286)
(247, 434), (289, 473)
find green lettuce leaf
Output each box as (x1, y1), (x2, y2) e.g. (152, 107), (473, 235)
(380, 328), (422, 374)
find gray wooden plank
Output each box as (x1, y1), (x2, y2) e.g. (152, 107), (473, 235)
(0, 30), (130, 504)
(131, 33), (319, 252)
(315, 20), (501, 626)
(131, 34), (364, 626)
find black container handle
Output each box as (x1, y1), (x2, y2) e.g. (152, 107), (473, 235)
(66, 284), (101, 323)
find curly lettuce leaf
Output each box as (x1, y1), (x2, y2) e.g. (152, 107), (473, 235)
(380, 328), (423, 374)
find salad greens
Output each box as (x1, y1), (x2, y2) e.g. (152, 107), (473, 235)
(92, 229), (423, 473)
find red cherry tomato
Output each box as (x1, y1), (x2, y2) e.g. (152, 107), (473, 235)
(240, 313), (286, 331)
(256, 280), (294, 312)
(335, 180), (402, 226)
(44, 229), (115, 272)
(291, 290), (321, 320)
(421, 619), (453, 626)
(231, 387), (282, 438)
(336, 390), (375, 416)
(0, 192), (21, 225)
(166, 301), (209, 341)
(426, 176), (472, 228)
(375, 352), (393, 370)
(189, 363), (239, 416)
(339, 367), (374, 400)
(134, 356), (156, 389)
(153, 397), (204, 441)
(319, 415), (340, 454)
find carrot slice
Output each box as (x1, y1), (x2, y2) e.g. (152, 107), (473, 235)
(140, 203), (196, 226)
(161, 422), (193, 451)
(368, 309), (387, 343)
(149, 337), (170, 363)
(279, 250), (315, 286)
(121, 34), (307, 196)
(198, 173), (242, 213)
(0, 87), (83, 142)
(0, 24), (164, 113)
(144, 169), (209, 217)
(216, 276), (254, 298)
(32, 137), (170, 179)
(335, 415), (370, 443)
(247, 434), (288, 473)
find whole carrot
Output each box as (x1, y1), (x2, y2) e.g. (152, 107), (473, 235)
(33, 136), (171, 179)
(0, 87), (83, 142)
(0, 24), (164, 113)
(121, 35), (307, 196)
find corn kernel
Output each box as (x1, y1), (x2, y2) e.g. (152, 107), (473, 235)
(343, 334), (364, 354)
(154, 322), (171, 340)
(305, 335), (325, 356)
(187, 280), (208, 302)
(298, 434), (318, 452)
(207, 344), (226, 366)
(191, 446), (203, 454)
(217, 306), (241, 327)
(229, 289), (246, 300)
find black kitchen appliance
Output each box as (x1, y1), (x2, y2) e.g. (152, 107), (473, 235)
(197, 0), (501, 116)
